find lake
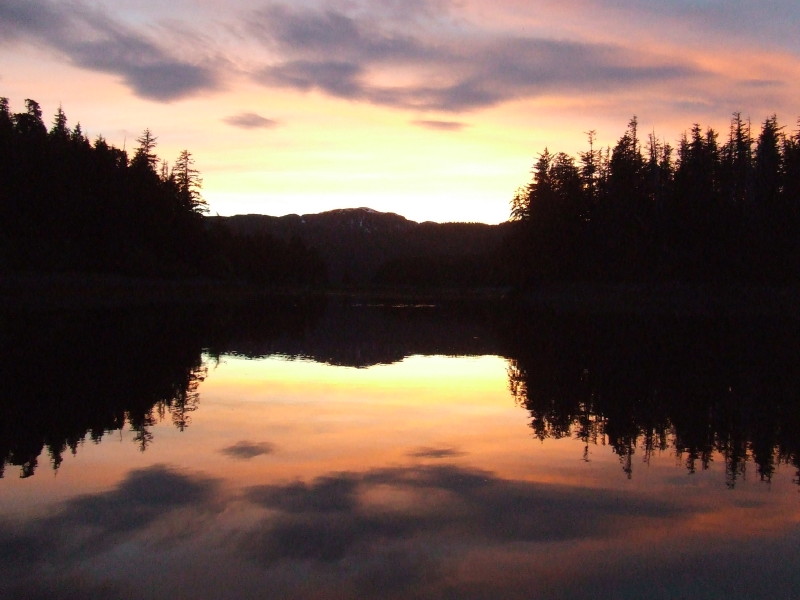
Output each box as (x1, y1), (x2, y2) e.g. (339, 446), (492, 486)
(1, 299), (799, 599)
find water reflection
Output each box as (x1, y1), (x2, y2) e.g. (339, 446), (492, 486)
(3, 461), (799, 599)
(204, 297), (496, 366)
(504, 314), (800, 486)
(0, 307), (207, 477)
(3, 301), (800, 488)
(0, 300), (498, 478)
(2, 301), (800, 598)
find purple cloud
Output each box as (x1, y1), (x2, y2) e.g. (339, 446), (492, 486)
(0, 0), (219, 101)
(223, 112), (280, 129)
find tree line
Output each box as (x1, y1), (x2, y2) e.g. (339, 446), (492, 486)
(509, 114), (800, 283)
(0, 97), (325, 285)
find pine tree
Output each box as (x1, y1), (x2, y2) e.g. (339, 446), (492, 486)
(49, 105), (69, 140)
(754, 114), (783, 207)
(720, 112), (753, 206)
(131, 128), (158, 173)
(14, 99), (47, 138)
(172, 149), (206, 214)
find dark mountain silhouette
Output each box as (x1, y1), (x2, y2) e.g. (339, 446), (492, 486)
(210, 208), (511, 286)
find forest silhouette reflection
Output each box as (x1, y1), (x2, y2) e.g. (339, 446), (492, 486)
(3, 300), (799, 486)
(504, 313), (800, 486)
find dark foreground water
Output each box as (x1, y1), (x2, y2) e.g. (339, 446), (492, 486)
(1, 300), (799, 599)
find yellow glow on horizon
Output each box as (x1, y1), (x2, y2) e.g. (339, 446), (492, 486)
(7, 4), (800, 226)
(198, 98), (525, 222)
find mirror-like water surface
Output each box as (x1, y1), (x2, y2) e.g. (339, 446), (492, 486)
(1, 302), (799, 599)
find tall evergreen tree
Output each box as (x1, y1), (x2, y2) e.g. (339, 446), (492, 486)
(719, 112), (753, 207)
(15, 99), (46, 138)
(754, 115), (783, 207)
(172, 149), (206, 214)
(579, 130), (600, 213)
(131, 128), (158, 173)
(49, 105), (69, 140)
(783, 120), (800, 206)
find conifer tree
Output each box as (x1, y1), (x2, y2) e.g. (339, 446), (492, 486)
(172, 149), (206, 214)
(754, 115), (783, 207)
(131, 128), (158, 173)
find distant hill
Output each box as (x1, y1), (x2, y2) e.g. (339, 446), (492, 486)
(209, 208), (512, 286)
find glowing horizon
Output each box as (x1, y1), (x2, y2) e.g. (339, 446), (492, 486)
(3, 0), (800, 224)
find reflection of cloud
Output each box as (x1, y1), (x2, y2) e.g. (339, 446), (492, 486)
(0, 464), (221, 598)
(0, 0), (218, 100)
(56, 464), (219, 534)
(220, 440), (276, 459)
(407, 445), (466, 458)
(2, 461), (800, 598)
(223, 112), (280, 129)
(411, 120), (467, 131)
(235, 463), (692, 595)
(240, 464), (683, 565)
(0, 465), (220, 562)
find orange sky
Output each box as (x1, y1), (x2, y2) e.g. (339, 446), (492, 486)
(3, 0), (800, 223)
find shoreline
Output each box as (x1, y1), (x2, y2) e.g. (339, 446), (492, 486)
(2, 272), (799, 317)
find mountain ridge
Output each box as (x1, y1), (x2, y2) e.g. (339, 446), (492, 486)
(209, 207), (511, 285)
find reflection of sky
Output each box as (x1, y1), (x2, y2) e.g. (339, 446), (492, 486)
(1, 354), (799, 599)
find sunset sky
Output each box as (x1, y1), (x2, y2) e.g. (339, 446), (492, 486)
(2, 0), (799, 223)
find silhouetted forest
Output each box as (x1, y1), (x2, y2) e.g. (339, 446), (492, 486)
(509, 114), (800, 283)
(0, 97), (324, 285)
(6, 97), (800, 291)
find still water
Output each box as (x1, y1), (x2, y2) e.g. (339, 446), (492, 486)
(1, 301), (799, 599)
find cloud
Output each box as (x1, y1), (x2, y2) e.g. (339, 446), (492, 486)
(0, 0), (219, 101)
(411, 120), (467, 131)
(223, 112), (280, 129)
(220, 440), (276, 458)
(258, 59), (364, 97)
(407, 445), (466, 457)
(586, 0), (800, 42)
(245, 2), (705, 112)
(250, 4), (437, 63)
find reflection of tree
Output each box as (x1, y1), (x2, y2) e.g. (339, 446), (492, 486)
(504, 313), (800, 485)
(206, 298), (497, 368)
(0, 297), (335, 478)
(168, 367), (205, 432)
(0, 307), (208, 477)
